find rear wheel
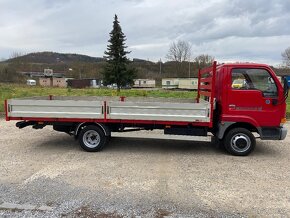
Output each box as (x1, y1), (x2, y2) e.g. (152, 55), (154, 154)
(79, 125), (107, 152)
(223, 128), (256, 156)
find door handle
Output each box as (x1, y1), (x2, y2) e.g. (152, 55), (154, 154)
(229, 104), (236, 109)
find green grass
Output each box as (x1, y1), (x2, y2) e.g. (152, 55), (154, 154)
(0, 83), (196, 113)
(1, 83), (289, 118)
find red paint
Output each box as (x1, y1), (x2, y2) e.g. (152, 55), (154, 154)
(8, 116), (210, 127)
(199, 91), (211, 97)
(4, 100), (9, 121)
(200, 78), (212, 83)
(209, 61), (217, 128)
(200, 85), (212, 90)
(197, 69), (201, 103)
(120, 96), (126, 102)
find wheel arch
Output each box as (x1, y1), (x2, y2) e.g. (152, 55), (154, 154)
(75, 122), (111, 137)
(217, 122), (259, 140)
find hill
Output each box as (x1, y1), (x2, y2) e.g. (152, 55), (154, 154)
(5, 52), (105, 64)
(1, 52), (199, 82)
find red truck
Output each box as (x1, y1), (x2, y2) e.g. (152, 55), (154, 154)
(5, 61), (288, 156)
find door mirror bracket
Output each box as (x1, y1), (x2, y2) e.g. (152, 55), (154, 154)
(272, 99), (278, 106)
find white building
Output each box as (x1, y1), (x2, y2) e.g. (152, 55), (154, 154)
(178, 78), (198, 90)
(133, 79), (156, 88)
(162, 78), (180, 89)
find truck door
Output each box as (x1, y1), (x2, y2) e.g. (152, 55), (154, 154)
(226, 67), (281, 127)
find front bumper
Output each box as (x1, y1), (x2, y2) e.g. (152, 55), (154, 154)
(259, 127), (287, 140)
(280, 126), (287, 140)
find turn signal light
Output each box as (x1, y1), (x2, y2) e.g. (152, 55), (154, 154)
(280, 118), (287, 126)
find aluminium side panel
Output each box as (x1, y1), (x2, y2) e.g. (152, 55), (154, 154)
(7, 99), (103, 119)
(107, 101), (210, 122)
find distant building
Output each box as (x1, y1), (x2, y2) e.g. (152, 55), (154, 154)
(52, 77), (67, 88)
(67, 79), (94, 89)
(19, 68), (66, 78)
(162, 78), (180, 89)
(133, 79), (156, 88)
(44, 69), (53, 77)
(91, 79), (102, 88)
(178, 78), (198, 90)
(39, 78), (52, 87)
(19, 71), (64, 78)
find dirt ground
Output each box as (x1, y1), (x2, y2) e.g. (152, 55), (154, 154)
(0, 119), (289, 217)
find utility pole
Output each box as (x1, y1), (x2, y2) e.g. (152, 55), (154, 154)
(188, 57), (191, 78)
(159, 58), (162, 74)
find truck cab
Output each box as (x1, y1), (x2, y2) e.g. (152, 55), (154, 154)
(213, 63), (287, 155)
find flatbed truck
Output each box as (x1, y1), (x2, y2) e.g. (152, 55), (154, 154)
(4, 62), (288, 156)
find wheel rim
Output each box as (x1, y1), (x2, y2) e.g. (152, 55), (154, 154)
(230, 133), (251, 153)
(83, 130), (101, 148)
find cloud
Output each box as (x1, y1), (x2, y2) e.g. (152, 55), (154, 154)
(0, 0), (289, 65)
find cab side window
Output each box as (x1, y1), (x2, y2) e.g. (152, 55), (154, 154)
(231, 68), (278, 97)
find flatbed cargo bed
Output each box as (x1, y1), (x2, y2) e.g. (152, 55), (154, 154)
(7, 96), (211, 123)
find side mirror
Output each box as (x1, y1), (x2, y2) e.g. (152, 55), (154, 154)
(283, 77), (289, 98)
(268, 77), (275, 84)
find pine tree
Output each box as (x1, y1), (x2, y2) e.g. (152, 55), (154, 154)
(103, 15), (136, 92)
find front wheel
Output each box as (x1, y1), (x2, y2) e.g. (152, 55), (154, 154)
(223, 128), (256, 156)
(79, 125), (107, 152)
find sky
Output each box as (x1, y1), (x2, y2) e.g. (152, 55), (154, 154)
(0, 0), (290, 66)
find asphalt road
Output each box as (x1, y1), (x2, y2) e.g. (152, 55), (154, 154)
(0, 119), (289, 217)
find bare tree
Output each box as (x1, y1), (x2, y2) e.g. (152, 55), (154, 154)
(166, 40), (192, 62)
(282, 47), (290, 67)
(10, 51), (23, 59)
(166, 40), (192, 75)
(194, 54), (215, 69)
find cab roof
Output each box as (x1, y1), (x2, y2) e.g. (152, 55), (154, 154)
(218, 62), (270, 68)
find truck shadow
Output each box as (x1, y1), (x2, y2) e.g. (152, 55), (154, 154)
(34, 135), (278, 157)
(105, 136), (223, 155)
(35, 134), (223, 155)
(106, 137), (279, 157)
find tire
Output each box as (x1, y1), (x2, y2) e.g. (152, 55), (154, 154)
(79, 125), (107, 152)
(223, 128), (256, 156)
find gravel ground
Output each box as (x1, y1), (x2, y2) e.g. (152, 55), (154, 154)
(0, 119), (289, 217)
